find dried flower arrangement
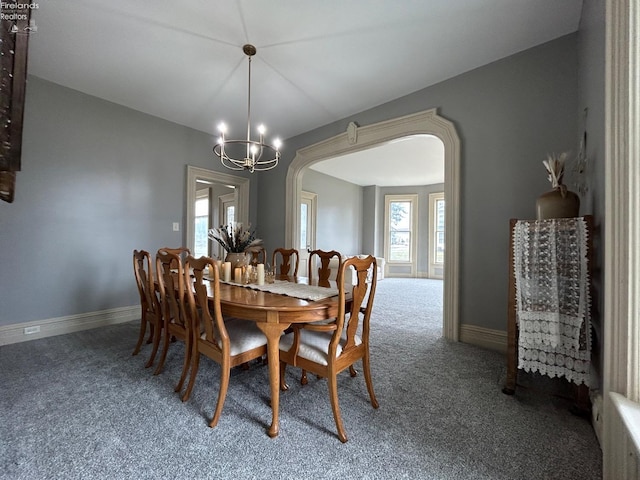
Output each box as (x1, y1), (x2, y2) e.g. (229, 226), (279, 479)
(208, 222), (263, 253)
(543, 152), (569, 196)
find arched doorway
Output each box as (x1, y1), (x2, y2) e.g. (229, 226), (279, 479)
(285, 108), (461, 341)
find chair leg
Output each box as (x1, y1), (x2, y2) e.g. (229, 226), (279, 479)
(209, 365), (231, 428)
(182, 349), (200, 402)
(362, 354), (379, 409)
(153, 324), (171, 375)
(349, 365), (357, 377)
(300, 369), (308, 385)
(279, 361), (289, 391)
(175, 336), (191, 394)
(146, 323), (154, 344)
(145, 321), (162, 368)
(132, 313), (146, 356)
(328, 373), (347, 443)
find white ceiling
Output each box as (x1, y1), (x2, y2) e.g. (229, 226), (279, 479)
(26, 0), (583, 185)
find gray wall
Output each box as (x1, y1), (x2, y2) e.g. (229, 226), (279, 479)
(576, 0), (605, 385)
(0, 76), (257, 326)
(259, 34), (579, 332)
(301, 169), (362, 255)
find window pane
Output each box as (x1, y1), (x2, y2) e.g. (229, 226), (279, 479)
(226, 205), (235, 225)
(389, 231), (410, 261)
(194, 197), (209, 258)
(300, 203), (308, 248)
(435, 231), (445, 264)
(436, 199), (445, 230)
(434, 198), (445, 264)
(390, 201), (411, 231)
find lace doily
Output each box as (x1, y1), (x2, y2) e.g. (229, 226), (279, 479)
(513, 217), (591, 386)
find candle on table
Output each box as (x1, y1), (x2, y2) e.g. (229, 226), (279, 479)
(234, 267), (242, 284)
(216, 260), (222, 276)
(257, 263), (265, 285)
(223, 262), (231, 282)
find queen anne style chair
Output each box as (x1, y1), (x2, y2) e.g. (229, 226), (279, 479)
(308, 249), (342, 287)
(297, 249), (344, 385)
(250, 247), (267, 265)
(132, 250), (162, 368)
(159, 246), (191, 269)
(182, 255), (268, 426)
(272, 248), (299, 276)
(153, 250), (192, 398)
(279, 255), (379, 442)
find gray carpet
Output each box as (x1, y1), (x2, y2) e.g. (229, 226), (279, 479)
(0, 278), (602, 479)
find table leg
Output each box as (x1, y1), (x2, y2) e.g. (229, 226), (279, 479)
(256, 320), (290, 438)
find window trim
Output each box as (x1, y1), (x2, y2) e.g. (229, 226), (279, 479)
(384, 194), (418, 276)
(428, 192), (445, 279)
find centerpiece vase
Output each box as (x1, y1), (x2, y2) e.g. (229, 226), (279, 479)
(225, 252), (250, 269)
(536, 185), (580, 220)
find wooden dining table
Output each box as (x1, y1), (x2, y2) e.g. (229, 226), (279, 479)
(214, 275), (345, 438)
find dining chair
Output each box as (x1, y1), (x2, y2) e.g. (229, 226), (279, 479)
(182, 255), (268, 426)
(159, 246), (191, 269)
(153, 249), (192, 398)
(308, 249), (342, 287)
(279, 255), (379, 442)
(272, 248), (299, 276)
(297, 249), (344, 384)
(249, 247), (267, 265)
(132, 249), (162, 368)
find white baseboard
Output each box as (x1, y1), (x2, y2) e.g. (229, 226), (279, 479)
(0, 305), (139, 346)
(459, 323), (507, 354)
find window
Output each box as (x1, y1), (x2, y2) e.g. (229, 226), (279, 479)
(194, 190), (210, 258)
(384, 194), (418, 277)
(428, 192), (445, 278)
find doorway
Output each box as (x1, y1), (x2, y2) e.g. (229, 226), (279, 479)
(285, 109), (461, 341)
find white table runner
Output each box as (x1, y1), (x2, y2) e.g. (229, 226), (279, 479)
(218, 279), (339, 301)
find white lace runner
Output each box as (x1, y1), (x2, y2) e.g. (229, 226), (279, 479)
(224, 279), (338, 301)
(513, 217), (591, 386)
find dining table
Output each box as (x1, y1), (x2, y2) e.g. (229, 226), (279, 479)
(213, 274), (346, 438)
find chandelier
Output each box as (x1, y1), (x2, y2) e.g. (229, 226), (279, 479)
(214, 44), (281, 173)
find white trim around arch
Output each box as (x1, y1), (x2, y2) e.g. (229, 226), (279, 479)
(284, 108), (461, 341)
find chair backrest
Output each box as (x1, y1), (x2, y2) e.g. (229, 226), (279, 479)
(308, 249), (342, 287)
(156, 249), (189, 330)
(249, 247), (267, 266)
(334, 255), (378, 356)
(133, 249), (159, 315)
(272, 248), (299, 276)
(159, 246), (191, 269)
(183, 255), (227, 357)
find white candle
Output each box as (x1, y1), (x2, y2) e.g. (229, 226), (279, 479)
(223, 262), (231, 282)
(257, 263), (265, 285)
(216, 260), (222, 276)
(234, 267), (242, 284)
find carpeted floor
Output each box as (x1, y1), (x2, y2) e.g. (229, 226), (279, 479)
(0, 278), (602, 479)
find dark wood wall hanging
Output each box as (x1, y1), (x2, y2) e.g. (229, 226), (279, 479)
(0, 6), (32, 203)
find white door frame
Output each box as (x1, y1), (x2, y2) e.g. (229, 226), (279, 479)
(186, 166), (250, 256)
(284, 109), (461, 341)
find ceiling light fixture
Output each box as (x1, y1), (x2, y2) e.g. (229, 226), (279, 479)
(214, 44), (281, 173)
